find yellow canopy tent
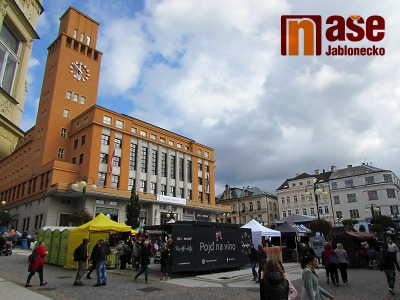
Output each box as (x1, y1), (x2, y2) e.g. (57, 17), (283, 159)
(64, 213), (132, 269)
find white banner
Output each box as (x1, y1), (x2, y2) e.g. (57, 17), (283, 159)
(157, 195), (187, 206)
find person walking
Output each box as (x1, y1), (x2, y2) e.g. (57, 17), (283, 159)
(260, 259), (289, 300)
(387, 239), (400, 271)
(257, 244), (267, 283)
(116, 240), (129, 270)
(248, 243), (258, 281)
(321, 245), (330, 284)
(380, 243), (396, 295)
(73, 238), (88, 286)
(335, 243), (349, 285)
(86, 240), (100, 279)
(132, 241), (141, 270)
(134, 239), (151, 283)
(167, 238), (173, 279)
(93, 239), (110, 287)
(25, 241), (47, 287)
(322, 243), (340, 287)
(159, 241), (170, 281)
(301, 255), (334, 300)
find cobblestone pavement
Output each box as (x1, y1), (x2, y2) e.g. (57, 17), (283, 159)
(1, 249), (400, 300)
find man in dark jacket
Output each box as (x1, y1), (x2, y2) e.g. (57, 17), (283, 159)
(380, 244), (396, 295)
(248, 243), (258, 281)
(86, 240), (100, 279)
(74, 238), (88, 286)
(93, 239), (110, 287)
(257, 244), (267, 283)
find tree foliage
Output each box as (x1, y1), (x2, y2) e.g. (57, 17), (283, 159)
(126, 186), (141, 228)
(0, 211), (11, 227)
(370, 215), (395, 230)
(341, 219), (359, 230)
(308, 219), (333, 239)
(70, 210), (92, 226)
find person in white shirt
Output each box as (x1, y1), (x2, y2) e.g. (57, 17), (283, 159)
(387, 239), (400, 271)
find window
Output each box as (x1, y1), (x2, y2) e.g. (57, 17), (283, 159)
(294, 196), (298, 203)
(302, 208), (307, 215)
(60, 128), (67, 138)
(384, 174), (393, 183)
(170, 155), (176, 179)
(249, 202), (253, 211)
(331, 182), (337, 190)
(80, 96), (86, 104)
(286, 197), (290, 203)
(72, 157), (76, 164)
(100, 153), (108, 164)
(301, 195), (305, 202)
(161, 153), (167, 177)
(347, 193), (357, 203)
(150, 134), (156, 140)
(63, 109), (70, 118)
(66, 90), (72, 99)
(198, 191), (203, 202)
(160, 137), (166, 143)
(80, 33), (84, 42)
(336, 211), (343, 219)
(350, 209), (359, 218)
(140, 130), (147, 137)
(310, 207), (315, 216)
(367, 190), (378, 200)
(345, 180), (354, 188)
(387, 189), (396, 198)
(324, 206), (329, 214)
(58, 148), (64, 158)
(128, 178), (135, 190)
(150, 182), (157, 194)
(390, 206), (399, 215)
(287, 210), (291, 216)
(273, 203), (277, 210)
(170, 186), (176, 197)
(73, 29), (78, 39)
(111, 175), (119, 188)
(116, 120), (124, 129)
(198, 149), (202, 155)
(257, 201), (261, 210)
(74, 139), (78, 149)
(295, 209), (299, 215)
(365, 176), (375, 185)
(282, 211), (287, 218)
(98, 172), (106, 187)
(101, 134), (110, 145)
(281, 197), (284, 204)
(333, 195), (340, 204)
(140, 180), (147, 193)
(169, 140), (174, 146)
(131, 127), (137, 134)
(241, 203), (246, 212)
(130, 143), (137, 171)
(141, 146), (148, 173)
(198, 177), (203, 185)
(151, 149), (158, 175)
(114, 137), (122, 148)
(86, 36), (91, 45)
(81, 135), (86, 145)
(73, 93), (79, 102)
(0, 23), (21, 93)
(187, 160), (192, 183)
(179, 158), (184, 181)
(79, 153), (84, 164)
(103, 116), (112, 125)
(179, 188), (184, 198)
(205, 151), (209, 158)
(177, 143), (182, 149)
(161, 184), (167, 195)
(113, 156), (121, 167)
(198, 163), (202, 171)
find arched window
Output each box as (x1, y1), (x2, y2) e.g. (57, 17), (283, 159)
(257, 201), (261, 210)
(249, 202), (253, 211)
(241, 203), (246, 212)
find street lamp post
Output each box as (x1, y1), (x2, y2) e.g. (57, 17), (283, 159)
(72, 176), (97, 212)
(304, 183), (328, 235)
(166, 211), (177, 222)
(365, 204), (380, 218)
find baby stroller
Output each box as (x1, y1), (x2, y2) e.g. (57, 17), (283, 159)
(153, 250), (161, 263)
(1, 241), (12, 256)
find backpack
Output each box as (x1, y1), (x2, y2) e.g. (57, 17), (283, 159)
(73, 246), (80, 261)
(328, 254), (338, 265)
(28, 250), (37, 263)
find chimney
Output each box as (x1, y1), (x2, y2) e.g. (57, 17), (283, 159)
(347, 164), (353, 168)
(331, 166), (337, 172)
(314, 169), (320, 175)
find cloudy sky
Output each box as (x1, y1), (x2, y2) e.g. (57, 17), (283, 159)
(23, 0), (400, 195)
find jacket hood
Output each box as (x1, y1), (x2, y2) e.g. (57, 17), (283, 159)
(265, 271), (285, 285)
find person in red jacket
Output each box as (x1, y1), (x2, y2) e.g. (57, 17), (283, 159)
(322, 243), (340, 287)
(25, 241), (48, 287)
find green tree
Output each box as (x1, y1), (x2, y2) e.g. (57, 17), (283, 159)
(370, 215), (395, 229)
(70, 210), (92, 226)
(126, 186), (140, 228)
(308, 219), (333, 239)
(0, 211), (11, 227)
(341, 219), (359, 230)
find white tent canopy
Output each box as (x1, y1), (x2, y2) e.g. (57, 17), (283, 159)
(241, 219), (281, 247)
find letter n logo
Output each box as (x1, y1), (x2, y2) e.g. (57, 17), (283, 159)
(281, 15), (322, 56)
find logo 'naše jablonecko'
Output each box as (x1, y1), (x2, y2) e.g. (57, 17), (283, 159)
(281, 15), (385, 56)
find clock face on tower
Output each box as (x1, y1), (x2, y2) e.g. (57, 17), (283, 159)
(69, 61), (90, 82)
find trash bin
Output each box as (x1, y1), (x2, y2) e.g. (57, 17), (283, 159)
(21, 239), (28, 249)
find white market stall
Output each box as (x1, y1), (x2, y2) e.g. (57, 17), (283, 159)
(241, 219), (281, 247)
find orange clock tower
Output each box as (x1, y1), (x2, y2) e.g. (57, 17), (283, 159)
(34, 7), (102, 166)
